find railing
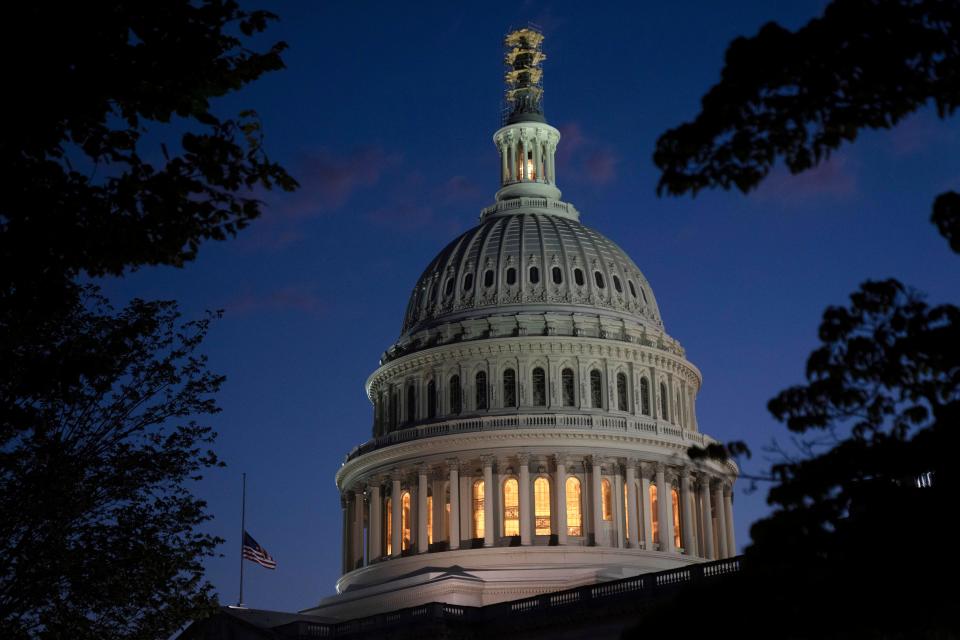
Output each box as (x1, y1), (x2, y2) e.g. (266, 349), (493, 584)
(299, 556), (743, 638)
(480, 197), (580, 219)
(345, 413), (709, 462)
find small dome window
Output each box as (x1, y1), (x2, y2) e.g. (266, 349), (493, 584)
(552, 266), (563, 284)
(574, 269), (585, 286)
(641, 287), (649, 303)
(484, 269), (494, 288)
(613, 275), (623, 293)
(506, 267), (517, 285)
(445, 278), (455, 296)
(464, 273), (474, 291)
(594, 271), (605, 289)
(628, 280), (637, 298)
(529, 266), (540, 284)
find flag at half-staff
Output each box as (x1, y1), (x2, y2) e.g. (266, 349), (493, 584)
(242, 531), (277, 570)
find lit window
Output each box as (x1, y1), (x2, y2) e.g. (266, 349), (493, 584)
(385, 497), (392, 555)
(617, 373), (628, 411)
(506, 267), (517, 285)
(484, 269), (494, 288)
(574, 268), (585, 286)
(650, 484), (659, 545)
(532, 367), (546, 406)
(561, 368), (575, 407)
(503, 368), (517, 407)
(594, 272), (605, 289)
(463, 273), (473, 292)
(503, 478), (519, 536)
(552, 266), (562, 284)
(601, 478), (613, 521)
(672, 487), (682, 549)
(529, 266), (540, 284)
(640, 378), (651, 416)
(534, 477), (551, 535)
(624, 484), (629, 540)
(566, 477), (582, 537)
(401, 491), (411, 551)
(475, 371), (488, 410)
(472, 480), (485, 539)
(427, 495), (433, 545)
(590, 370), (602, 408)
(450, 375), (462, 414)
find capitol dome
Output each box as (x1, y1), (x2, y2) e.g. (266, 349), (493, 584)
(306, 28), (738, 621)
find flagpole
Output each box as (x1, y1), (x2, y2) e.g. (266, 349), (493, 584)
(238, 472), (246, 607)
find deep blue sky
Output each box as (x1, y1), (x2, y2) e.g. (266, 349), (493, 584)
(102, 0), (959, 613)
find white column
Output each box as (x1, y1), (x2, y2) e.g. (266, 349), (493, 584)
(613, 465), (625, 549)
(391, 475), (402, 558)
(554, 455), (568, 545)
(626, 461), (640, 548)
(699, 475), (715, 560)
(591, 456), (604, 546)
(656, 464), (671, 552)
(352, 489), (364, 568)
(431, 477), (444, 544)
(640, 463), (653, 550)
(714, 481), (728, 559)
(417, 466), (429, 553)
(368, 483), (381, 561)
(724, 485), (736, 557)
(518, 453), (532, 545)
(500, 138), (508, 183)
(447, 459), (460, 550)
(482, 456), (494, 547)
(680, 470), (696, 555)
(340, 495), (349, 574)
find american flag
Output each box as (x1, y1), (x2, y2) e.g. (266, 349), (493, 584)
(242, 531), (277, 570)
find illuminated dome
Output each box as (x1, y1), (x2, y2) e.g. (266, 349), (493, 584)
(307, 27), (738, 621)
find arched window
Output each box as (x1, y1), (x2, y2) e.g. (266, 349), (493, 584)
(406, 385), (416, 423)
(401, 491), (411, 551)
(613, 275), (623, 293)
(503, 478), (519, 536)
(472, 480), (485, 539)
(641, 287), (649, 303)
(676, 390), (684, 427)
(445, 278), (454, 296)
(574, 268), (585, 286)
(534, 477), (551, 535)
(529, 266), (540, 284)
(427, 380), (437, 418)
(566, 477), (583, 537)
(385, 496), (393, 556)
(640, 378), (651, 416)
(660, 382), (669, 420)
(601, 478), (613, 521)
(650, 484), (659, 545)
(561, 368), (575, 406)
(594, 272), (605, 289)
(590, 370), (603, 408)
(503, 368), (517, 407)
(484, 269), (494, 288)
(617, 373), (628, 411)
(628, 280), (638, 298)
(506, 267), (517, 285)
(450, 375), (462, 414)
(532, 367), (546, 407)
(552, 266), (563, 284)
(390, 389), (399, 429)
(671, 487), (682, 550)
(463, 273), (474, 292)
(475, 371), (488, 410)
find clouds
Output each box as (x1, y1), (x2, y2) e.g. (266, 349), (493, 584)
(556, 122), (620, 186)
(752, 154), (858, 204)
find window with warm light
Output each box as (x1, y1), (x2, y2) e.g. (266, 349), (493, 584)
(503, 478), (519, 536)
(672, 487), (682, 549)
(401, 491), (411, 551)
(650, 484), (659, 545)
(566, 476), (582, 537)
(534, 477), (551, 535)
(427, 495), (433, 545)
(624, 484), (629, 540)
(385, 497), (392, 555)
(472, 479), (485, 539)
(601, 478), (613, 521)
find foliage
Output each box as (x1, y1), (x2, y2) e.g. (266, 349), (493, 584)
(0, 288), (225, 638)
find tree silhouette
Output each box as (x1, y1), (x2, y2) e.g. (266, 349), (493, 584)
(0, 2), (295, 637)
(626, 1), (960, 637)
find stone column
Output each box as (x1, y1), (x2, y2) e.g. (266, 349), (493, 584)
(724, 485), (736, 557)
(417, 466), (429, 553)
(518, 453), (532, 545)
(613, 465), (625, 549)
(591, 456), (604, 546)
(713, 481), (728, 559)
(699, 475), (714, 560)
(482, 456), (495, 547)
(352, 489), (365, 569)
(554, 455), (568, 545)
(626, 460), (640, 548)
(447, 459), (460, 550)
(500, 138), (508, 183)
(391, 474), (402, 558)
(368, 483), (382, 561)
(340, 494), (349, 574)
(680, 470), (696, 555)
(655, 464), (671, 552)
(640, 463), (653, 550)
(431, 477), (444, 544)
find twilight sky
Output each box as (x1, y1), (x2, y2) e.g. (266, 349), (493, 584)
(102, 0), (959, 613)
